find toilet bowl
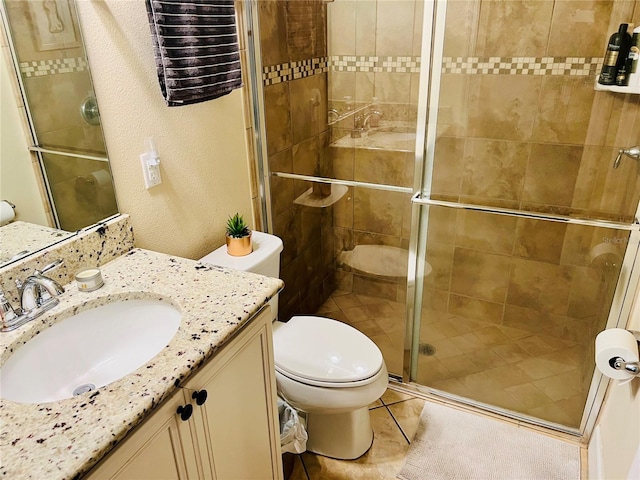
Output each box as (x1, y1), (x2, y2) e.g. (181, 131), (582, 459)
(199, 231), (389, 459)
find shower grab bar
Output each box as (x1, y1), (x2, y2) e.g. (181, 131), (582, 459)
(271, 171), (413, 194)
(411, 193), (640, 231)
(28, 146), (108, 163)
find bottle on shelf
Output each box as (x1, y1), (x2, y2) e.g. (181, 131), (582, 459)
(625, 26), (640, 88)
(598, 23), (632, 86)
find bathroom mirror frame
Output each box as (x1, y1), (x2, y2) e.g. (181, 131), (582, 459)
(0, 0), (119, 268)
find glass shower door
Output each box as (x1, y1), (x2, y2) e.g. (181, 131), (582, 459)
(411, 0), (640, 431)
(257, 0), (424, 380)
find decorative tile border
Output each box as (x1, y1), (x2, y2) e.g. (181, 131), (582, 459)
(263, 55), (604, 85)
(331, 55), (421, 73)
(19, 57), (88, 78)
(263, 57), (328, 86)
(442, 56), (603, 76)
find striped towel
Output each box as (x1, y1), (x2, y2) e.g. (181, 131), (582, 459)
(146, 0), (243, 106)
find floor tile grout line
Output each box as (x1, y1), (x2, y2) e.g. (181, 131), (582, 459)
(385, 404), (412, 445)
(299, 453), (312, 480)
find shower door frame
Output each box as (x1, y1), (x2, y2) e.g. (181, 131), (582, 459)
(406, 0), (640, 439)
(244, 0), (640, 439)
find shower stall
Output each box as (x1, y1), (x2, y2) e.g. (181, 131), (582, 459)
(247, 0), (640, 435)
(1, 0), (117, 231)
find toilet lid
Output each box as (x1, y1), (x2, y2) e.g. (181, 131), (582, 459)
(273, 316), (383, 383)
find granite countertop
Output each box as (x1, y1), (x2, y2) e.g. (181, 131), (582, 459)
(0, 222), (74, 264)
(0, 248), (283, 479)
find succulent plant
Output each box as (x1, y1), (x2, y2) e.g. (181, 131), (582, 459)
(226, 213), (251, 238)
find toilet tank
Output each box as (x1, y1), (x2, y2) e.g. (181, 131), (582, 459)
(199, 230), (283, 278)
(199, 231), (284, 319)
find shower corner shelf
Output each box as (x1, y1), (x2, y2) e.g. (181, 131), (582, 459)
(594, 77), (640, 94)
(294, 184), (348, 208)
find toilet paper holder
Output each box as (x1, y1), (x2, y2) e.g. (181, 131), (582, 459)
(610, 330), (640, 376)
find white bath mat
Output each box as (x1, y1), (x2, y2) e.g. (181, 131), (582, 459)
(397, 401), (580, 480)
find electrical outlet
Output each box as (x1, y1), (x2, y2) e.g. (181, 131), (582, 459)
(140, 152), (162, 189)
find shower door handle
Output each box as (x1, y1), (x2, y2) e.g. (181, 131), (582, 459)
(613, 146), (640, 169)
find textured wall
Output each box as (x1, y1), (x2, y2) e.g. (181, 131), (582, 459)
(0, 36), (49, 227)
(75, 0), (253, 260)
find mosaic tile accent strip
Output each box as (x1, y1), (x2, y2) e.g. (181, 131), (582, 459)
(442, 56), (603, 76)
(19, 57), (88, 78)
(263, 57), (328, 86)
(331, 55), (421, 73)
(262, 55), (605, 85)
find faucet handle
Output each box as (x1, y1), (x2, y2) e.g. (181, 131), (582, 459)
(613, 146), (640, 169)
(36, 258), (64, 276)
(0, 289), (20, 327)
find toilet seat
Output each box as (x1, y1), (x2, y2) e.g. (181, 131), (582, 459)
(273, 316), (384, 388)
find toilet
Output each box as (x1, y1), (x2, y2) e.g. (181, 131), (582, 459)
(200, 231), (388, 460)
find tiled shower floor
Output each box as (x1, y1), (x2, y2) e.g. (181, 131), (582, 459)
(316, 290), (588, 428)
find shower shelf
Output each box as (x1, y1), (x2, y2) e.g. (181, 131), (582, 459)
(594, 77), (640, 94)
(293, 184), (348, 208)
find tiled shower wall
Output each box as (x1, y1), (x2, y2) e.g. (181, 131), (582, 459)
(258, 0), (334, 321)
(424, 0), (640, 391)
(327, 0), (423, 112)
(258, 0), (640, 341)
(326, 0), (423, 304)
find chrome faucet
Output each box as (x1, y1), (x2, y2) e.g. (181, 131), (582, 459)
(16, 259), (65, 311)
(350, 110), (383, 138)
(351, 114), (366, 138)
(1, 259), (65, 332)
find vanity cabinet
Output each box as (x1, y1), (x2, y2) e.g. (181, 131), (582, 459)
(84, 388), (198, 480)
(86, 308), (283, 480)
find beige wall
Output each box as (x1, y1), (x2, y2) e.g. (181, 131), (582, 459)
(590, 278), (640, 480)
(0, 36), (49, 227)
(74, 0), (253, 260)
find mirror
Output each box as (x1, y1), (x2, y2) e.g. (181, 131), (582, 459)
(0, 0), (118, 267)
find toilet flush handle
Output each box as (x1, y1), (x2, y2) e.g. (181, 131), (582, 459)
(613, 146), (640, 169)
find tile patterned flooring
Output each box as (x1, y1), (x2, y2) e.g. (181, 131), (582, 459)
(287, 388), (425, 480)
(287, 387), (587, 480)
(316, 290), (590, 429)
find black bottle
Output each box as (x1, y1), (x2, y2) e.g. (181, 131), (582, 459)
(620, 29), (640, 87)
(599, 23), (631, 85)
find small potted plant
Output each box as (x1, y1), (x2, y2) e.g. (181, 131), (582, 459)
(225, 213), (252, 256)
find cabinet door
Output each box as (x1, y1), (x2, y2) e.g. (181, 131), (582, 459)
(85, 389), (199, 480)
(185, 308), (283, 480)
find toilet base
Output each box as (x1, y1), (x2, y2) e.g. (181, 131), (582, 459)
(305, 407), (374, 460)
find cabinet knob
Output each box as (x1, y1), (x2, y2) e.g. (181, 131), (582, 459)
(192, 389), (208, 406)
(176, 404), (193, 421)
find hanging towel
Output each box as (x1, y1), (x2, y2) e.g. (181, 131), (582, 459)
(145, 0), (243, 106)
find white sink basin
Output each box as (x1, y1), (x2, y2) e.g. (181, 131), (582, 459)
(0, 299), (181, 404)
